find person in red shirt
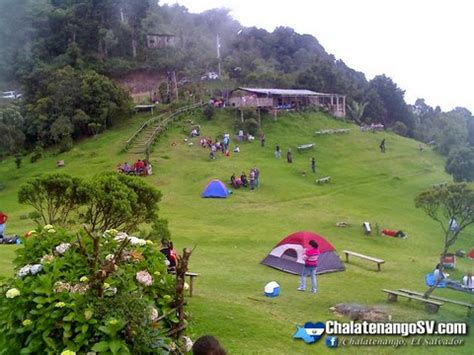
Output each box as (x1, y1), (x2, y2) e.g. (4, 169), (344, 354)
(381, 229), (406, 238)
(298, 240), (320, 293)
(0, 212), (8, 237)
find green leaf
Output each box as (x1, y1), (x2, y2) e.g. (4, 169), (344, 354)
(63, 312), (76, 322)
(84, 309), (93, 321)
(91, 341), (110, 352)
(109, 340), (129, 355)
(32, 296), (48, 304)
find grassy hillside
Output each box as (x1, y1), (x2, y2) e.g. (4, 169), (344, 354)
(0, 109), (472, 354)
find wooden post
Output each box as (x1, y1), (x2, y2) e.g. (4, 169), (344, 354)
(387, 293), (398, 302)
(188, 275), (195, 297)
(257, 108), (261, 127)
(425, 303), (439, 314)
(240, 109), (244, 124)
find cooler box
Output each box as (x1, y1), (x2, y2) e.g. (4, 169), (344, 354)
(264, 281), (280, 297)
(441, 253), (456, 269)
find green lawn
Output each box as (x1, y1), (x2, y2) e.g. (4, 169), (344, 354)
(0, 109), (472, 354)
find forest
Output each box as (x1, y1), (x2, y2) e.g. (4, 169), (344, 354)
(0, 0), (473, 180)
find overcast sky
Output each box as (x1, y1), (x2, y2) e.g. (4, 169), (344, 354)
(162, 0), (473, 113)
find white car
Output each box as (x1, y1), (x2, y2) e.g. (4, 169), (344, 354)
(2, 91), (20, 99)
(200, 72), (219, 80)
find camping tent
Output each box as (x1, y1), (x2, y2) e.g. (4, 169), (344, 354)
(202, 179), (229, 198)
(261, 231), (345, 275)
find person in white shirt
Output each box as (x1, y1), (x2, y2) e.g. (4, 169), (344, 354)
(462, 271), (474, 289)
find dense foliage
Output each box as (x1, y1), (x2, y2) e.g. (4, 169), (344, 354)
(22, 66), (132, 150)
(18, 172), (162, 233)
(445, 146), (474, 182)
(0, 225), (179, 354)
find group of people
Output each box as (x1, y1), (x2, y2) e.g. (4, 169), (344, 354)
(274, 145), (295, 164)
(433, 264), (473, 291)
(117, 159), (153, 176)
(237, 129), (255, 142)
(230, 167), (260, 190)
(200, 134), (235, 160)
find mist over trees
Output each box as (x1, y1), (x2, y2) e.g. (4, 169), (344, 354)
(0, 0), (472, 162)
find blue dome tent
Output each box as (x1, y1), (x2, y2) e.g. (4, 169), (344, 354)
(202, 179), (230, 198)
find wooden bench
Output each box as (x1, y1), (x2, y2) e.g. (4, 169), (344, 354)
(297, 143), (315, 151)
(316, 176), (331, 184)
(399, 289), (473, 317)
(170, 271), (199, 297)
(382, 289), (443, 314)
(342, 250), (384, 271)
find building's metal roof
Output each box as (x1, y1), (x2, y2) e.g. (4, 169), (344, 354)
(238, 87), (343, 96)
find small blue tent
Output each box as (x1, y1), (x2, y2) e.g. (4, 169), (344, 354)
(202, 179), (229, 198)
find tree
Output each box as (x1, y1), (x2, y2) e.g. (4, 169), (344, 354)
(347, 100), (368, 124)
(0, 104), (25, 155)
(415, 183), (474, 296)
(368, 75), (414, 133)
(445, 146), (474, 182)
(18, 173), (89, 226)
(83, 173), (162, 232)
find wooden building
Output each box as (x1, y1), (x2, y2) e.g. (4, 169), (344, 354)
(228, 87), (346, 118)
(146, 34), (176, 49)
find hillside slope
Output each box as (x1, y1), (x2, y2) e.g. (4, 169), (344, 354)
(0, 109), (472, 354)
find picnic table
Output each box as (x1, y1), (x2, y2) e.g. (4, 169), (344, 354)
(399, 288), (473, 317)
(297, 143), (315, 151)
(342, 250), (385, 271)
(316, 176), (331, 184)
(382, 289), (443, 314)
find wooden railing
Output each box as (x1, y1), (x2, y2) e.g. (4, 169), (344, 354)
(123, 102), (203, 152)
(143, 102), (204, 159)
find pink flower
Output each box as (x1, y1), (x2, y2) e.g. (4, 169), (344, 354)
(136, 270), (153, 286)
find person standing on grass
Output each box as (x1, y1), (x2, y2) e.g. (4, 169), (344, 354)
(311, 157), (316, 173)
(298, 240), (320, 293)
(275, 145), (281, 159)
(0, 211), (7, 237)
(379, 138), (386, 153)
(287, 148), (293, 163)
(260, 133), (266, 147)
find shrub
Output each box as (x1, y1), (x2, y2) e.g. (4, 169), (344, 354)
(203, 105), (214, 120)
(391, 121), (408, 137)
(0, 225), (182, 353)
(445, 145), (474, 182)
(30, 145), (44, 163)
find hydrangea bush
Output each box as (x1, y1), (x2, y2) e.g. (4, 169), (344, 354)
(0, 225), (182, 354)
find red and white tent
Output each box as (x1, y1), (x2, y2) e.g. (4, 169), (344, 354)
(261, 231), (345, 275)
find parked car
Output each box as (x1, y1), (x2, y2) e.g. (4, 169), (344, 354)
(200, 72), (219, 80)
(2, 91), (21, 99)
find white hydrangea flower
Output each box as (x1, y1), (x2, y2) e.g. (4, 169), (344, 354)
(136, 270), (153, 286)
(114, 234), (146, 246)
(105, 254), (115, 262)
(17, 265), (32, 277)
(6, 288), (21, 298)
(149, 307), (159, 322)
(55, 243), (71, 255)
(182, 336), (193, 352)
(40, 254), (55, 264)
(30, 264), (43, 275)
